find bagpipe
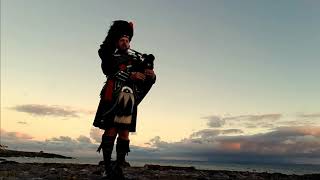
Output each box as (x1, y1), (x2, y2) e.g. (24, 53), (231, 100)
(127, 48), (155, 73)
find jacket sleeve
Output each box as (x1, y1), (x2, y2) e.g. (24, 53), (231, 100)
(98, 43), (115, 77)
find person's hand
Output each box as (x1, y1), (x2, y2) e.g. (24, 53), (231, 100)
(144, 69), (156, 79)
(130, 72), (146, 81)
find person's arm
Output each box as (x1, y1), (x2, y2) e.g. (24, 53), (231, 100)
(99, 49), (145, 84)
(109, 55), (142, 82)
(98, 42), (119, 77)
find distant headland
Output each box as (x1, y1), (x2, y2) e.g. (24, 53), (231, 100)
(0, 148), (72, 159)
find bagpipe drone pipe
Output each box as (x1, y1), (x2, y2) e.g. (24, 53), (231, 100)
(127, 48), (155, 73)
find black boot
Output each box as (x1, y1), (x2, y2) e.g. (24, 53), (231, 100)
(116, 138), (131, 168)
(97, 134), (116, 175)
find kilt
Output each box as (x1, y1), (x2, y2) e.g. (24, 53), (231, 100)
(93, 78), (138, 132)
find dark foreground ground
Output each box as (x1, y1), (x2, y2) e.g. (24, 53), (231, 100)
(0, 160), (319, 180)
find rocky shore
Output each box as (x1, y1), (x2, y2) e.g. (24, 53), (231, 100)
(0, 160), (319, 180)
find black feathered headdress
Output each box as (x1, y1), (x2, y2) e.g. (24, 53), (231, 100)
(99, 20), (134, 59)
(104, 20), (134, 45)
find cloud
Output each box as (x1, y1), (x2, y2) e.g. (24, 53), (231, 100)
(203, 113), (283, 129)
(244, 122), (275, 129)
(77, 135), (92, 144)
(11, 104), (78, 117)
(224, 114), (282, 121)
(273, 126), (320, 136)
(221, 129), (244, 134)
(202, 116), (225, 127)
(190, 129), (243, 139)
(297, 113), (320, 119)
(245, 112), (318, 128)
(49, 136), (77, 143)
(17, 121), (28, 125)
(0, 129), (33, 141)
(2, 125), (320, 165)
(10, 104), (94, 118)
(1, 129), (98, 156)
(148, 136), (170, 149)
(1, 128), (155, 159)
(189, 129), (220, 140)
(90, 127), (103, 143)
(279, 120), (319, 127)
(143, 126), (320, 164)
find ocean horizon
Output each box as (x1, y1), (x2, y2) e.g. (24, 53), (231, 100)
(2, 156), (319, 175)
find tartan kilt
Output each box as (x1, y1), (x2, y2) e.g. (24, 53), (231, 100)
(93, 78), (138, 132)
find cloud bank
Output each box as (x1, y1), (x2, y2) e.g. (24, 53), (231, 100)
(10, 104), (94, 118)
(1, 112), (319, 165)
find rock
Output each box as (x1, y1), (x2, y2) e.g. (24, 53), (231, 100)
(144, 164), (196, 171)
(22, 171), (30, 176)
(92, 169), (102, 175)
(80, 169), (88, 173)
(247, 174), (265, 180)
(44, 174), (59, 180)
(234, 173), (247, 179)
(0, 160), (19, 164)
(144, 164), (160, 170)
(98, 160), (104, 166)
(212, 172), (229, 180)
(0, 170), (17, 177)
(49, 168), (56, 172)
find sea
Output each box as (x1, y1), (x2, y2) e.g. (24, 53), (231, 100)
(1, 156), (319, 175)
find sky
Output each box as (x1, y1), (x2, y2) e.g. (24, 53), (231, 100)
(1, 0), (320, 164)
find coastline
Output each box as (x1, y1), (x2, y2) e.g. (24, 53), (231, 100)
(0, 160), (319, 180)
(0, 149), (72, 159)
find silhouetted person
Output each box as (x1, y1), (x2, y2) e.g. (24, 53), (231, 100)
(93, 20), (156, 177)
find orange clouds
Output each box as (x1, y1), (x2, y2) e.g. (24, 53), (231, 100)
(0, 129), (33, 140)
(220, 142), (241, 151)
